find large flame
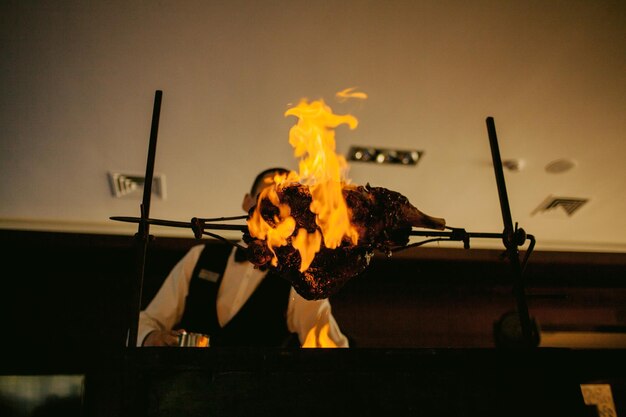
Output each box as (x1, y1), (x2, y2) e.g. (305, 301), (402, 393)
(247, 90), (366, 272)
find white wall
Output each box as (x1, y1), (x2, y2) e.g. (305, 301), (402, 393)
(1, 1), (625, 251)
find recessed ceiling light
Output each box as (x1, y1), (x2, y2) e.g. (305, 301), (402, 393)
(347, 146), (423, 166)
(545, 158), (577, 174)
(502, 158), (525, 172)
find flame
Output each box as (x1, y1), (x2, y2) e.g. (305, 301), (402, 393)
(285, 98), (360, 251)
(246, 172), (297, 267)
(291, 228), (322, 272)
(197, 334), (209, 347)
(247, 90), (365, 272)
(335, 87), (368, 102)
(302, 323), (338, 348)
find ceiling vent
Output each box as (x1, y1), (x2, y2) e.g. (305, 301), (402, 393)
(531, 196), (588, 217)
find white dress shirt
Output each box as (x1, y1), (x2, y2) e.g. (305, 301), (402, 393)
(138, 244), (349, 347)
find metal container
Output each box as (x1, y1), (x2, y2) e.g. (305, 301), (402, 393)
(177, 331), (210, 347)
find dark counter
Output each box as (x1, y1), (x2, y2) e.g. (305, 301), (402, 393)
(39, 347), (620, 417)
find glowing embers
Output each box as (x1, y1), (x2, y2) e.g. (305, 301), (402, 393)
(348, 146), (423, 166)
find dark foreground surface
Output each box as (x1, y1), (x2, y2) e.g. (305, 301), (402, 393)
(2, 347), (624, 417)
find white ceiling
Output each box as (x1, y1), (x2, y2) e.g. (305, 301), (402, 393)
(1, 1), (625, 253)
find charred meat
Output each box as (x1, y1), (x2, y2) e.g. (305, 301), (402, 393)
(243, 183), (445, 300)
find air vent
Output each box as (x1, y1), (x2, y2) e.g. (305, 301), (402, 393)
(531, 196), (588, 217)
(108, 172), (166, 199)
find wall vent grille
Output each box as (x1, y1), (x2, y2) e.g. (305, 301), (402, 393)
(108, 172), (166, 199)
(531, 196), (588, 217)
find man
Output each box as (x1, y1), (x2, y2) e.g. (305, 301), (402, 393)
(138, 167), (349, 347)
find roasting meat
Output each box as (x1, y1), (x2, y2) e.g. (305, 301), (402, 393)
(243, 183), (445, 300)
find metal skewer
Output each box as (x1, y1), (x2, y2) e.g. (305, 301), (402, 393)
(110, 216), (247, 231)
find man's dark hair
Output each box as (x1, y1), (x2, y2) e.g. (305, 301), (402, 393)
(250, 167), (290, 195)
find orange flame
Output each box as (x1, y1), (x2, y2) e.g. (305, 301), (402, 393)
(285, 98), (360, 250)
(302, 323), (338, 348)
(247, 90), (365, 272)
(246, 172), (296, 267)
(335, 87), (368, 102)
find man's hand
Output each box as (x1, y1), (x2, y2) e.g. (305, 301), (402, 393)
(142, 329), (185, 346)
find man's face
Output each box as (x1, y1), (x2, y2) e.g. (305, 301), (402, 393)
(242, 172), (279, 213)
(253, 172), (279, 200)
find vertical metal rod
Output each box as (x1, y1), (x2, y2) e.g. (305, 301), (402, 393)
(486, 117), (514, 236)
(139, 90), (162, 236)
(486, 116), (534, 347)
(127, 90), (162, 347)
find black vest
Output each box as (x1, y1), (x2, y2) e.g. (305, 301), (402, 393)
(178, 244), (296, 347)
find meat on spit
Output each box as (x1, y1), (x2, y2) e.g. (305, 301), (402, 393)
(243, 183), (446, 300)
